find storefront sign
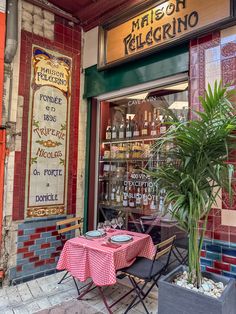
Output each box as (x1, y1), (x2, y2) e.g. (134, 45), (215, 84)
(26, 47), (71, 218)
(98, 0), (233, 69)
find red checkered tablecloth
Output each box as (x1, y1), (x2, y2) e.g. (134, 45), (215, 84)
(57, 230), (155, 286)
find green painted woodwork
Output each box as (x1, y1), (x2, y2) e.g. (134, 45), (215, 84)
(83, 98), (91, 232)
(84, 44), (189, 98)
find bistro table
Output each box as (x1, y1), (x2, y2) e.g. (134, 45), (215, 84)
(57, 229), (155, 313)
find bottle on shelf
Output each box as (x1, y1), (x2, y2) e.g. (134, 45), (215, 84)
(105, 119), (112, 140)
(110, 184), (116, 204)
(133, 119), (140, 137)
(123, 186), (128, 207)
(141, 111), (149, 136)
(126, 116), (133, 138)
(112, 122), (118, 139)
(136, 187), (142, 208)
(160, 115), (167, 134)
(125, 143), (130, 159)
(149, 187), (157, 211)
(128, 185), (135, 208)
(118, 117), (125, 139)
(159, 188), (166, 212)
(104, 181), (109, 203)
(143, 187), (149, 210)
(150, 109), (158, 136)
(120, 186), (124, 203)
(116, 185), (121, 204)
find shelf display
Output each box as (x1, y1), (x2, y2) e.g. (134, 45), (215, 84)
(97, 82), (189, 236)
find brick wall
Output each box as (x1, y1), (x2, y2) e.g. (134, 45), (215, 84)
(190, 26), (236, 279)
(9, 218), (74, 283)
(7, 3), (82, 282)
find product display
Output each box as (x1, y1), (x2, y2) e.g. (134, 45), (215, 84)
(98, 86), (188, 230)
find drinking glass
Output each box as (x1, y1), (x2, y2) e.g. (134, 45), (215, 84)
(117, 217), (124, 229)
(111, 218), (118, 229)
(97, 222), (104, 233)
(104, 220), (111, 232)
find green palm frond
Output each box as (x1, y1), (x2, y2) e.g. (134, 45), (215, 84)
(146, 81), (236, 286)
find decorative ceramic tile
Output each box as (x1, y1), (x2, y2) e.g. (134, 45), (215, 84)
(221, 42), (236, 59)
(205, 46), (221, 62)
(221, 26), (236, 45)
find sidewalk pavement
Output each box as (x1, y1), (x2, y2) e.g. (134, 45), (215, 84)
(0, 271), (158, 314)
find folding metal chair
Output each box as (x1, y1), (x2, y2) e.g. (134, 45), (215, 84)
(56, 216), (83, 295)
(119, 235), (176, 314)
(172, 235), (188, 265)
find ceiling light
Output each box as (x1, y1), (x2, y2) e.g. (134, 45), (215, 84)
(127, 92), (149, 100)
(164, 82), (188, 91)
(169, 101), (189, 109)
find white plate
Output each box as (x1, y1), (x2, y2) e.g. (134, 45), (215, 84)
(85, 230), (105, 238)
(111, 234), (133, 243)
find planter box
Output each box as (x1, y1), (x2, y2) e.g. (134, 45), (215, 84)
(158, 265), (236, 314)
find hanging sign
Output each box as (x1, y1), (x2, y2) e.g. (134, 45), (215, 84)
(26, 46), (71, 218)
(98, 0), (233, 69)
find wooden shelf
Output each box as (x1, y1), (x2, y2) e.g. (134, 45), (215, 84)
(102, 135), (161, 144)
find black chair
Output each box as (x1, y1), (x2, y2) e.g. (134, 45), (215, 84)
(119, 235), (176, 314)
(172, 235), (188, 265)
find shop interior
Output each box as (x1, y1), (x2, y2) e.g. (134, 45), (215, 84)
(97, 81), (188, 242)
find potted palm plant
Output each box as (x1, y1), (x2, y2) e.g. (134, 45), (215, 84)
(147, 82), (236, 314)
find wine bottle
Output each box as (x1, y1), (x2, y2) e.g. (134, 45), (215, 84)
(123, 186), (128, 207)
(112, 122), (118, 139)
(105, 119), (112, 140)
(141, 111), (149, 136)
(116, 185), (121, 204)
(133, 120), (140, 137)
(118, 118), (125, 139)
(128, 186), (135, 208)
(160, 115), (167, 134)
(143, 187), (149, 209)
(104, 181), (109, 203)
(150, 109), (157, 136)
(126, 116), (132, 138)
(136, 187), (142, 208)
(111, 185), (116, 203)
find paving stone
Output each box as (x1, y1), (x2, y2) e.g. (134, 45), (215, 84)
(0, 287), (7, 297)
(17, 283), (33, 302)
(25, 300), (41, 313)
(6, 287), (22, 306)
(12, 306), (30, 314)
(36, 300), (103, 314)
(2, 308), (15, 314)
(27, 280), (44, 299)
(0, 295), (10, 308)
(0, 272), (159, 314)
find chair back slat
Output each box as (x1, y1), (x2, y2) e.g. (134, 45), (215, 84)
(57, 224), (81, 234)
(155, 235), (176, 250)
(155, 244), (173, 260)
(56, 216), (82, 240)
(56, 217), (82, 226)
